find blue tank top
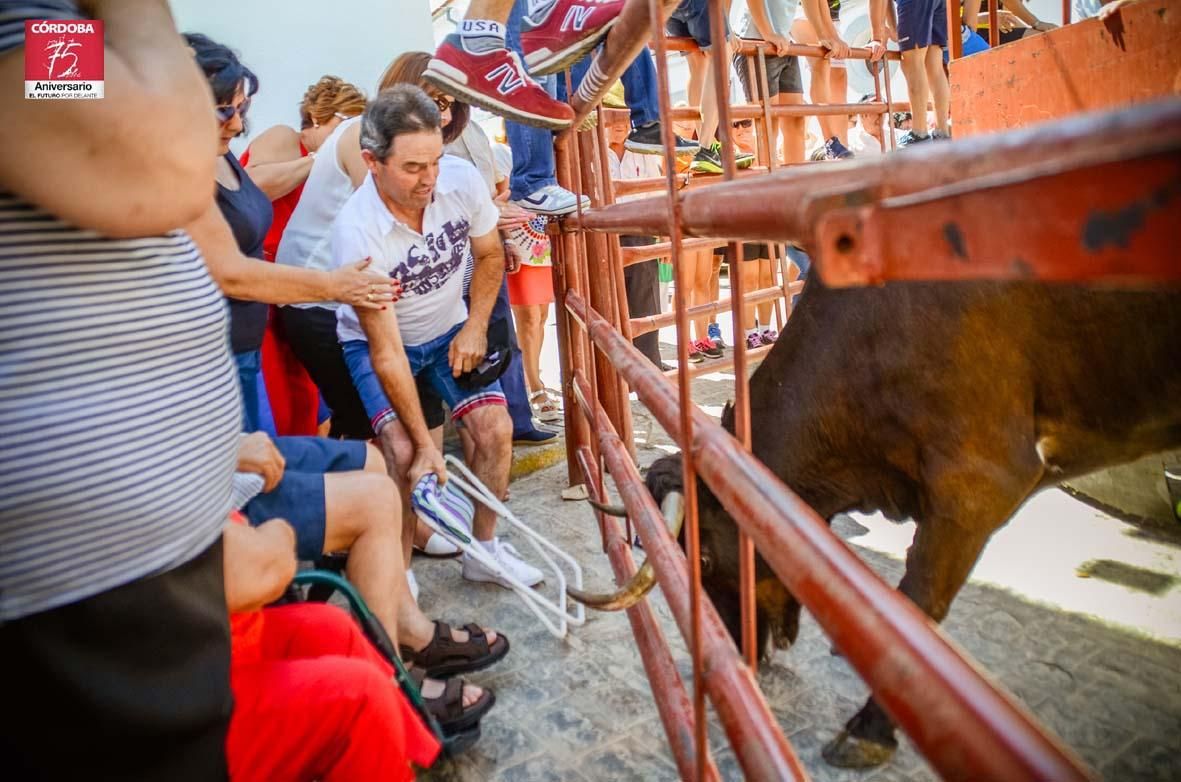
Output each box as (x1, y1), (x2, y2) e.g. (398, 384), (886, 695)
(215, 152), (274, 354)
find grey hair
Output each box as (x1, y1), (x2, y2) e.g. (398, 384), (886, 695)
(359, 83), (442, 161)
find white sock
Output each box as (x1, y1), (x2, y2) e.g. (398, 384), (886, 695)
(459, 19), (506, 54)
(478, 537), (498, 554)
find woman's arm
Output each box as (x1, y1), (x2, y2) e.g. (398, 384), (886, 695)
(0, 0), (217, 236)
(186, 199), (396, 308)
(337, 122), (370, 189)
(244, 126), (315, 201)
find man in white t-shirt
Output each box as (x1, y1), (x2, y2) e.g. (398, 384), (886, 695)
(333, 85), (541, 588)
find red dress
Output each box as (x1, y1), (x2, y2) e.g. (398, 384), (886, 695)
(240, 142), (322, 435)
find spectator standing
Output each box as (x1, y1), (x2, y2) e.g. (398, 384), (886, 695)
(870, 0), (951, 145)
(792, 0), (856, 157)
(242, 76), (367, 436)
(735, 0), (809, 166)
(1, 2), (237, 778)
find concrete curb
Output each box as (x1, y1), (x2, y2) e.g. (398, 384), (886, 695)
(510, 436), (566, 480)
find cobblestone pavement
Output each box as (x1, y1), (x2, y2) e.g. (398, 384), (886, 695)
(419, 369), (1181, 782)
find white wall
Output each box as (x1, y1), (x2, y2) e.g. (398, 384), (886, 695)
(170, 0), (433, 154)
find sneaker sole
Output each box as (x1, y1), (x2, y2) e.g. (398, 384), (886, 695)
(690, 162), (723, 174)
(423, 63), (572, 131)
(524, 17), (618, 76)
(513, 198), (589, 216)
(624, 139), (700, 155)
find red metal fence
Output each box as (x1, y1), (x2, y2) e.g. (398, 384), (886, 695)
(547, 0), (1176, 779)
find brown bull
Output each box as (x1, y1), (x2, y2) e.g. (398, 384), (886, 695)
(576, 276), (1181, 768)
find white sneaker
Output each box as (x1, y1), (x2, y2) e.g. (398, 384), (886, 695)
(462, 538), (544, 588)
(514, 184), (590, 216)
(407, 569), (420, 602)
(419, 531), (461, 557)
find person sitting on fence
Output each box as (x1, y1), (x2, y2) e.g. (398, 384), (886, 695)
(869, 0), (951, 145)
(334, 85), (545, 590)
(222, 511), (443, 781)
(734, 0), (809, 166)
(235, 431), (502, 733)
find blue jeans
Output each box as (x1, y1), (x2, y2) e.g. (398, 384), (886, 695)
(507, 0), (558, 200)
(233, 349), (277, 436)
(560, 47), (660, 127)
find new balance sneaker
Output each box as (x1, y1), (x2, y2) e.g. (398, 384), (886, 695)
(521, 0), (625, 76)
(759, 328), (778, 345)
(514, 184), (591, 216)
(690, 146), (723, 174)
(707, 322), (726, 348)
(745, 331), (764, 349)
(426, 36), (575, 130)
(687, 347), (704, 364)
(710, 141), (755, 169)
(898, 130), (931, 147)
(462, 538), (545, 588)
(625, 121), (699, 155)
(824, 136), (855, 159)
(695, 337), (723, 359)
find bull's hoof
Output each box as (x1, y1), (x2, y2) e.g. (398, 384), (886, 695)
(821, 730), (897, 769)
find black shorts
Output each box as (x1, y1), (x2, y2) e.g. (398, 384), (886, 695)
(0, 540), (231, 781)
(280, 305), (375, 440)
(714, 242), (773, 260)
(734, 51), (803, 100)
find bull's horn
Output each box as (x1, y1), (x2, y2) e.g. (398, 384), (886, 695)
(586, 498), (628, 517)
(568, 492), (685, 611)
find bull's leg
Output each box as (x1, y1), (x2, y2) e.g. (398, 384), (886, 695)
(822, 521), (996, 768)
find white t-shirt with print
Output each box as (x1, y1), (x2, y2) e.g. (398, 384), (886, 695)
(333, 154), (499, 347)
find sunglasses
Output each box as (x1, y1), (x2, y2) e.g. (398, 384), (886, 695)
(215, 98), (250, 124)
(732, 119), (753, 129)
(432, 94), (454, 113)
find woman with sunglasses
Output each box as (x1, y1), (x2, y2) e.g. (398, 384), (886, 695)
(182, 33), (395, 434)
(240, 77), (368, 438)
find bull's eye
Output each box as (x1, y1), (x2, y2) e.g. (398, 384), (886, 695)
(700, 551), (714, 576)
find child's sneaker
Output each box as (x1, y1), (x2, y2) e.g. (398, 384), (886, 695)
(696, 337), (723, 359)
(745, 331), (764, 349)
(707, 322), (726, 348)
(759, 328), (778, 344)
(521, 0), (625, 76)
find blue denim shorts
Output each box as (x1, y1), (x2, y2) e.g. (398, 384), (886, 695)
(242, 436), (368, 560)
(342, 323), (507, 435)
(666, 0), (727, 50)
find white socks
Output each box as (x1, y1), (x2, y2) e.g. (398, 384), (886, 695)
(459, 19), (506, 54)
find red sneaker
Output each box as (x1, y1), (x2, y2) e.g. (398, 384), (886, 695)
(424, 36), (575, 130)
(521, 0), (625, 76)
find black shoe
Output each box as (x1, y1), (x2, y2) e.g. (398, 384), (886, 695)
(513, 428), (558, 446)
(824, 136), (854, 159)
(626, 121), (699, 155)
(690, 146), (723, 174)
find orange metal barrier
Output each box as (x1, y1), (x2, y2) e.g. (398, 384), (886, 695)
(543, 0), (1142, 779)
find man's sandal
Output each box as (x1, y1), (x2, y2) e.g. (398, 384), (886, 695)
(407, 665), (496, 735)
(400, 620), (510, 678)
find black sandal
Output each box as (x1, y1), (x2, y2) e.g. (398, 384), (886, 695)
(407, 666), (495, 735)
(400, 621), (510, 678)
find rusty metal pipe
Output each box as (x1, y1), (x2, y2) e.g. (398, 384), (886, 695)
(619, 237), (729, 265)
(570, 101), (1181, 245)
(630, 284), (799, 338)
(989, 0), (1000, 47)
(576, 449), (722, 782)
(573, 371), (809, 781)
(568, 290), (1093, 782)
(663, 37), (901, 60)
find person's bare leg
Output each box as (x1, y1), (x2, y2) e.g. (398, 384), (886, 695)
(699, 56), (720, 147)
(689, 250), (713, 340)
(830, 64), (849, 143)
(810, 58), (841, 140)
(512, 303), (544, 393)
(686, 51), (707, 126)
(376, 420), (444, 568)
(739, 260), (759, 332)
(457, 406), (512, 541)
(925, 46), (950, 134)
(899, 47), (931, 135)
(462, 0), (513, 24)
(775, 93), (806, 165)
(757, 258), (775, 326)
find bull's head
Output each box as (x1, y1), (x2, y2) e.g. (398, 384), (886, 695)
(570, 453), (802, 661)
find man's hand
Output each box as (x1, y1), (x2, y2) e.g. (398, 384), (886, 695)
(765, 32), (792, 56)
(866, 39), (888, 62)
(408, 443), (447, 487)
(448, 321), (488, 378)
(328, 257), (400, 310)
(729, 32), (744, 56)
(819, 34), (851, 60)
(237, 432), (285, 492)
(1032, 18), (1058, 31)
(504, 240), (523, 274)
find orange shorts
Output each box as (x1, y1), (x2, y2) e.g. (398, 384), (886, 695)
(507, 265), (554, 307)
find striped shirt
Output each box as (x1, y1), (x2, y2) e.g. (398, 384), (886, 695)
(0, 3), (241, 620)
